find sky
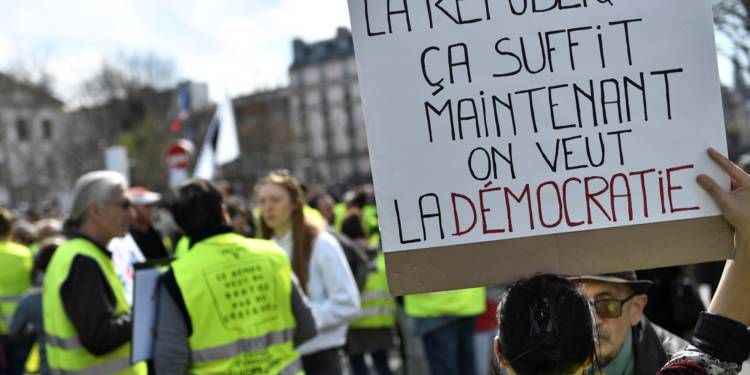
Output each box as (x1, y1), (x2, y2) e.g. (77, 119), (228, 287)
(0, 0), (739, 107)
(0, 0), (352, 105)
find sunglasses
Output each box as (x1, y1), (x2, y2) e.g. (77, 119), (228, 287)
(107, 199), (132, 210)
(588, 293), (637, 319)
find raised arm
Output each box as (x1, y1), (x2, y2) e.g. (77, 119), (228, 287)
(658, 148), (750, 375)
(697, 148), (750, 326)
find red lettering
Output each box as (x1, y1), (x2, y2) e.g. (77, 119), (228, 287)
(609, 173), (633, 222)
(451, 193), (477, 236)
(536, 181), (563, 228)
(584, 176), (612, 224)
(562, 177), (584, 227)
(479, 186), (506, 234)
(666, 164), (700, 213)
(628, 168), (655, 218)
(658, 172), (666, 214)
(504, 184), (534, 232)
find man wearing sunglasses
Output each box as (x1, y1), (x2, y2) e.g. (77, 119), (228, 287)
(574, 272), (687, 375)
(43, 171), (146, 374)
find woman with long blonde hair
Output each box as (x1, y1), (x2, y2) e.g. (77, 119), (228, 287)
(255, 170), (361, 374)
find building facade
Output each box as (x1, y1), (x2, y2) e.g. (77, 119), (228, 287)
(723, 58), (750, 160)
(0, 74), (69, 208)
(221, 88), (294, 187)
(288, 28), (371, 189)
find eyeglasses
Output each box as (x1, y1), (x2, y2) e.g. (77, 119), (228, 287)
(107, 199), (132, 211)
(588, 293), (637, 319)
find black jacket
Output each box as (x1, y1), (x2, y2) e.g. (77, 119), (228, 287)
(634, 317), (689, 375)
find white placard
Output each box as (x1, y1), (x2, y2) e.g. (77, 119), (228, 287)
(347, 0), (728, 252)
(109, 234), (145, 306)
(131, 266), (163, 364)
(105, 146), (130, 185)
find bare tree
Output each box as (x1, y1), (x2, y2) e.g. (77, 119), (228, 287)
(61, 52), (178, 188)
(714, 0), (750, 62)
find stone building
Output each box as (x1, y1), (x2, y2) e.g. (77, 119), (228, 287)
(288, 28), (371, 189)
(0, 73), (68, 208)
(221, 88), (294, 187)
(722, 58), (750, 159)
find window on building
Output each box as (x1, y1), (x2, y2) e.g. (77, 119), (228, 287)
(15, 118), (28, 141)
(42, 119), (53, 139)
(342, 61), (350, 78)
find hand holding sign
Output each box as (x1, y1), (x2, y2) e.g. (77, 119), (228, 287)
(698, 148), (750, 241)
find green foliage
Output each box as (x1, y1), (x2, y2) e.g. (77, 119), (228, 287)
(115, 110), (171, 191)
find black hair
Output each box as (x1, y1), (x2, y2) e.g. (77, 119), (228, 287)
(224, 196), (247, 219)
(341, 214), (366, 240)
(33, 237), (63, 279)
(170, 179), (224, 238)
(0, 208), (13, 238)
(498, 274), (594, 375)
(346, 189), (368, 209)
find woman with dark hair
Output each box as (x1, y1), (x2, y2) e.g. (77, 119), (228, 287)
(255, 170), (361, 374)
(494, 148), (750, 375)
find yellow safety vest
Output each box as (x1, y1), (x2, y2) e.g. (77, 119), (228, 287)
(350, 252), (397, 329)
(172, 233), (303, 375)
(173, 235), (190, 258)
(0, 241), (32, 334)
(404, 287), (486, 318)
(333, 203), (347, 232)
(43, 238), (146, 375)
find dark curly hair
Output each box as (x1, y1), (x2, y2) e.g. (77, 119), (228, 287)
(497, 274), (594, 375)
(170, 179), (224, 238)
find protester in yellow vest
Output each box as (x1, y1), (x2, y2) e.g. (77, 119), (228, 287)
(154, 179), (317, 374)
(0, 207), (33, 375)
(348, 252), (398, 375)
(43, 171), (146, 375)
(404, 287), (486, 375)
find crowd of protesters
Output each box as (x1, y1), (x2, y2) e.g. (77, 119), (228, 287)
(0, 154), (748, 375)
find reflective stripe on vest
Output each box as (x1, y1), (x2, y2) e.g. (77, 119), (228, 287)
(359, 306), (397, 317)
(0, 295), (22, 302)
(46, 334), (82, 350)
(279, 358), (303, 375)
(191, 328), (294, 362)
(48, 355), (133, 375)
(361, 291), (391, 302)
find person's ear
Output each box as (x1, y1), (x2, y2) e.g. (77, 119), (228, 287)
(220, 205), (231, 225)
(495, 336), (511, 368)
(629, 294), (648, 326)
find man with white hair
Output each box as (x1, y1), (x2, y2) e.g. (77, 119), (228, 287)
(42, 171), (146, 374)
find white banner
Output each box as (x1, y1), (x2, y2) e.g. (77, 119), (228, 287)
(348, 0), (728, 252)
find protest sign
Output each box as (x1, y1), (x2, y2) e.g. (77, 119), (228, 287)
(346, 0), (733, 294)
(109, 234), (145, 306)
(131, 260), (171, 364)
